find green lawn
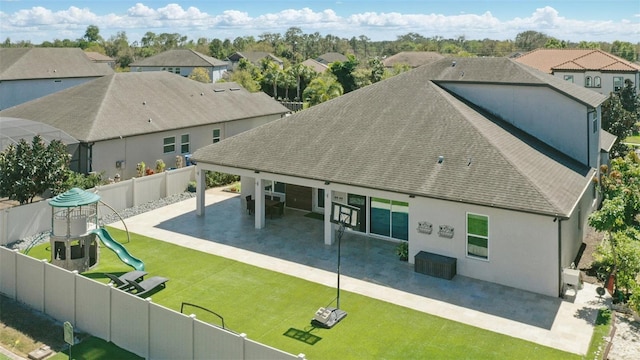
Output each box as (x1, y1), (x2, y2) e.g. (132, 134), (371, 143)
(623, 135), (640, 144)
(28, 228), (582, 359)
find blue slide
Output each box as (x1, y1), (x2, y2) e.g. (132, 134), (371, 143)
(91, 228), (145, 271)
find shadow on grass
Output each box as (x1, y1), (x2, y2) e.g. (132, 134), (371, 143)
(54, 336), (142, 360)
(283, 327), (322, 345)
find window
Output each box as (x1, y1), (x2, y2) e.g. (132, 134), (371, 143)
(174, 67), (181, 75)
(370, 198), (408, 240)
(467, 213), (489, 260)
(585, 76), (592, 87)
(564, 75), (574, 83)
(163, 136), (175, 153)
(594, 76), (601, 87)
(180, 134), (190, 154)
(592, 112), (598, 133)
(212, 129), (221, 143)
(613, 77), (624, 92)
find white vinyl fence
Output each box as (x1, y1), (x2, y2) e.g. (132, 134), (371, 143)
(0, 166), (196, 246)
(0, 247), (305, 360)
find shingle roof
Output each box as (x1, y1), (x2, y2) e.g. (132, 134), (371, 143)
(84, 52), (114, 62)
(383, 51), (445, 68)
(316, 52), (348, 65)
(0, 72), (289, 142)
(514, 49), (640, 73)
(228, 52), (283, 65)
(193, 57), (600, 217)
(130, 49), (228, 67)
(600, 130), (617, 152)
(0, 48), (113, 81)
(301, 59), (328, 73)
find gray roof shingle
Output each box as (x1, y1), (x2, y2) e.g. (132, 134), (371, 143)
(0, 48), (113, 80)
(193, 57), (601, 217)
(130, 49), (228, 67)
(0, 72), (289, 142)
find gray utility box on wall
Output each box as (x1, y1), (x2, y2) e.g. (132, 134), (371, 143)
(414, 251), (457, 280)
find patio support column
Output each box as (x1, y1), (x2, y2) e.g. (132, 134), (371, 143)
(254, 177), (266, 229)
(195, 167), (206, 216)
(324, 188), (335, 245)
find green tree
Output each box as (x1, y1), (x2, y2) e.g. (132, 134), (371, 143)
(329, 54), (359, 93)
(84, 25), (101, 43)
(515, 30), (549, 51)
(289, 63), (317, 101)
(589, 152), (640, 296)
(601, 80), (640, 157)
(227, 70), (261, 92)
(302, 74), (343, 106)
(544, 38), (567, 48)
(188, 67), (211, 83)
(610, 40), (636, 62)
(261, 60), (282, 98)
(368, 57), (385, 84)
(0, 136), (70, 204)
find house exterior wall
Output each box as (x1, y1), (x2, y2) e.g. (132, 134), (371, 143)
(552, 70), (640, 95)
(131, 66), (227, 82)
(408, 196), (559, 297)
(0, 77), (100, 110)
(443, 83), (599, 168)
(560, 182), (598, 268)
(91, 114), (282, 179)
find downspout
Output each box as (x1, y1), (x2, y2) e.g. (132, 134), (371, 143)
(88, 142), (95, 173)
(557, 217), (563, 297)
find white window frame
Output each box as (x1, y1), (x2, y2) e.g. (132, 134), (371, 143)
(563, 75), (574, 83)
(180, 133), (190, 154)
(212, 128), (221, 143)
(466, 212), (489, 261)
(613, 76), (624, 92)
(163, 136), (176, 154)
(585, 76), (592, 87)
(594, 76), (601, 87)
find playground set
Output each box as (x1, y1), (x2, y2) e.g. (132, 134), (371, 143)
(48, 188), (144, 272)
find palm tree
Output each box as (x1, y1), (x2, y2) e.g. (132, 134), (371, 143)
(302, 74), (343, 106)
(261, 61), (282, 98)
(290, 63), (317, 101)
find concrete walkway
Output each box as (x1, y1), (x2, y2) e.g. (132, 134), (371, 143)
(109, 188), (608, 356)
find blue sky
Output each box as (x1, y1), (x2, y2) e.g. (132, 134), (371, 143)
(0, 1), (638, 44)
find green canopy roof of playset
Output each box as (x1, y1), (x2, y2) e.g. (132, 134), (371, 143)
(49, 187), (100, 208)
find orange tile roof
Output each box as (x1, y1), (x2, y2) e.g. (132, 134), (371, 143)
(515, 49), (640, 73)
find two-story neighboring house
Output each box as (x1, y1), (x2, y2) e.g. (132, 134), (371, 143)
(129, 49), (229, 82)
(514, 48), (640, 95)
(192, 57), (612, 298)
(0, 72), (290, 179)
(0, 48), (113, 110)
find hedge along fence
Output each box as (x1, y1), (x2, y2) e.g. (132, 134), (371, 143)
(0, 166), (196, 246)
(0, 247), (305, 360)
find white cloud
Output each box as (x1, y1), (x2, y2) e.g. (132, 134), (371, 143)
(0, 4), (637, 44)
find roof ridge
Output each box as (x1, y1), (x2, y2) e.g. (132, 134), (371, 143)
(88, 75), (116, 140)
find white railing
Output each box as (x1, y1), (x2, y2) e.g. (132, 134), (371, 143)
(0, 166), (196, 246)
(0, 247), (304, 360)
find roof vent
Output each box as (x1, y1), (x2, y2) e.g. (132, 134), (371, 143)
(200, 92), (204, 96)
(437, 156), (444, 164)
(451, 61), (456, 67)
(148, 118), (152, 123)
(230, 87), (240, 91)
(214, 89), (225, 92)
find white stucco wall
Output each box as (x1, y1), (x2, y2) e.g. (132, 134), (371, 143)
(0, 77), (100, 110)
(443, 83), (598, 168)
(408, 196), (560, 297)
(560, 181), (598, 269)
(90, 114), (282, 179)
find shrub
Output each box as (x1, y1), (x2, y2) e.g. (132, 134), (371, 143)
(205, 171), (239, 188)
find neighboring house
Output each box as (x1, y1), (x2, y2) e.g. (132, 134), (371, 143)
(382, 51), (444, 68)
(227, 52), (284, 70)
(315, 52), (348, 65)
(84, 51), (116, 69)
(129, 49), (229, 82)
(192, 57), (611, 298)
(0, 72), (290, 179)
(301, 59), (329, 73)
(514, 48), (640, 95)
(0, 48), (113, 110)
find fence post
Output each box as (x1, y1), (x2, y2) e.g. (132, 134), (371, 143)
(0, 208), (7, 245)
(240, 333), (247, 360)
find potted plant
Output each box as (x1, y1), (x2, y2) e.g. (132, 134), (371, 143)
(396, 242), (409, 261)
(136, 161), (145, 177)
(155, 159), (166, 173)
(187, 180), (197, 192)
